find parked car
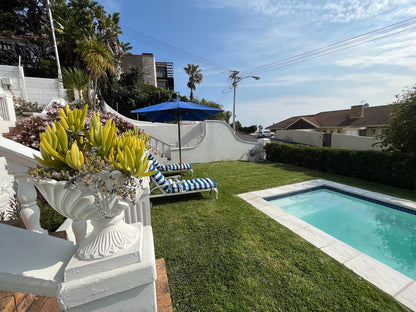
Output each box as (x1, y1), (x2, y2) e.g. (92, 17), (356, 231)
(257, 129), (274, 138)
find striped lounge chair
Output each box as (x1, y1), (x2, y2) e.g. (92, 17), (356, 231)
(148, 153), (193, 175)
(149, 165), (218, 199)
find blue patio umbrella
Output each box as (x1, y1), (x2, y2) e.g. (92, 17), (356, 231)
(131, 99), (223, 177)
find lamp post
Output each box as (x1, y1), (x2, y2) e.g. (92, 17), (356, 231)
(230, 70), (260, 132)
(46, 0), (64, 97)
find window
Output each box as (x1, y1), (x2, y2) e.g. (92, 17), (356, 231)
(156, 67), (167, 78)
(157, 81), (168, 89)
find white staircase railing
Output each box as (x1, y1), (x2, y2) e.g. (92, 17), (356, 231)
(148, 135), (174, 160)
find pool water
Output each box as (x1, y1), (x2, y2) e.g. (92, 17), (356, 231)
(268, 188), (416, 280)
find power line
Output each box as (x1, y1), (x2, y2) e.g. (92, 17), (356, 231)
(241, 17), (416, 76)
(120, 25), (230, 74)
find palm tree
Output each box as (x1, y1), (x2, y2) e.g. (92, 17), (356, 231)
(76, 36), (115, 104)
(183, 64), (203, 101)
(61, 67), (90, 101)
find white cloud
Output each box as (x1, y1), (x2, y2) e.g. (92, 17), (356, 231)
(201, 0), (416, 23)
(335, 31), (416, 68)
(235, 69), (415, 126)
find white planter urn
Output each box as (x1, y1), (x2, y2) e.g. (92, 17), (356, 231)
(29, 170), (143, 260)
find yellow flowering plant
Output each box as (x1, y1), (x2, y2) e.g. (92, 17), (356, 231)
(29, 104), (155, 202)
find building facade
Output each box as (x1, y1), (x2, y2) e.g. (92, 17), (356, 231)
(121, 53), (174, 90)
(267, 104), (392, 137)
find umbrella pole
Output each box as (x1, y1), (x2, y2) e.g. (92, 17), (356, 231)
(178, 117), (183, 179)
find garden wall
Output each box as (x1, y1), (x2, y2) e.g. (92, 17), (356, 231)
(264, 142), (416, 190)
(275, 129), (381, 151)
(0, 65), (62, 107)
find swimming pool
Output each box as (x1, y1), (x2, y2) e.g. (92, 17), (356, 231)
(267, 186), (416, 280)
(238, 179), (416, 311)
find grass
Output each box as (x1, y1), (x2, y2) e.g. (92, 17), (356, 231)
(151, 161), (415, 312)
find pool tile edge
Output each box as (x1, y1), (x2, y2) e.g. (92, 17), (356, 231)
(239, 179), (416, 312)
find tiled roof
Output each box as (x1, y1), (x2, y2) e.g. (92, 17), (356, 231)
(268, 105), (393, 130)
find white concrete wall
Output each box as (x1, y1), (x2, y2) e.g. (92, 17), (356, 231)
(104, 103), (261, 163)
(24, 77), (61, 106)
(0, 88), (16, 134)
(331, 133), (382, 151)
(274, 129), (382, 151)
(174, 120), (260, 163)
(275, 129), (323, 147)
(0, 65), (61, 107)
(0, 65), (25, 100)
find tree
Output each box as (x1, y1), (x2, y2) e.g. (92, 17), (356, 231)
(76, 36), (115, 104)
(61, 67), (90, 100)
(378, 86), (416, 156)
(102, 68), (177, 119)
(183, 64), (203, 100)
(0, 0), (129, 79)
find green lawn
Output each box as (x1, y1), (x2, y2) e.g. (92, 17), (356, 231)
(151, 161), (415, 312)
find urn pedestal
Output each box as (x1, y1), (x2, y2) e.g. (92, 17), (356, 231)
(29, 170), (143, 260)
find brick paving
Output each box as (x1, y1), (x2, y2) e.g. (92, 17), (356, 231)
(156, 258), (173, 312)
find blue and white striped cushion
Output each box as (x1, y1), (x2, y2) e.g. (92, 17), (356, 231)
(179, 178), (217, 192)
(148, 153), (192, 172)
(147, 153), (161, 168)
(151, 164), (216, 194)
(158, 163), (193, 172)
(150, 165), (170, 192)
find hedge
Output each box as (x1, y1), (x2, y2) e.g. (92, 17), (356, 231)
(264, 143), (416, 190)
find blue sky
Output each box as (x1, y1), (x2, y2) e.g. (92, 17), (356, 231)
(99, 0), (416, 128)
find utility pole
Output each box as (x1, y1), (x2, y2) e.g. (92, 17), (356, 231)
(46, 0), (64, 97)
(229, 70), (260, 132)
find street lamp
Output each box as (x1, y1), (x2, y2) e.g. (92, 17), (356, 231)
(230, 70), (260, 132)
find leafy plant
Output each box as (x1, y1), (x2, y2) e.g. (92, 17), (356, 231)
(29, 104), (155, 202)
(32, 104), (153, 175)
(14, 97), (42, 117)
(264, 142), (416, 190)
(12, 103), (137, 150)
(377, 86), (416, 156)
(61, 67), (90, 100)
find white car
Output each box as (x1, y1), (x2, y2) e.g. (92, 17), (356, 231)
(257, 130), (274, 138)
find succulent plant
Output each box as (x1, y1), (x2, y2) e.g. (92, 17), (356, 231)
(31, 104), (155, 179)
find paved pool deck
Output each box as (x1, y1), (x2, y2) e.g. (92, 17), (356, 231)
(238, 179), (416, 311)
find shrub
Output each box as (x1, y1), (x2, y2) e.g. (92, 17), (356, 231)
(264, 143), (416, 190)
(13, 97), (43, 117)
(12, 104), (138, 149)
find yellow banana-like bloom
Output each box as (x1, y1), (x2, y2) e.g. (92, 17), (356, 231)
(113, 134), (155, 177)
(65, 142), (85, 170)
(34, 104), (153, 178)
(59, 104), (88, 133)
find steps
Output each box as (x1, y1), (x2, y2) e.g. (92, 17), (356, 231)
(1, 125), (19, 140)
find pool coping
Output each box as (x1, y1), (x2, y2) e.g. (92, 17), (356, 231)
(238, 179), (416, 311)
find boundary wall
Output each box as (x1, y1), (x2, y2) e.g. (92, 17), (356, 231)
(275, 129), (381, 151)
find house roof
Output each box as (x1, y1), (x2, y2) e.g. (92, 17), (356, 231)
(267, 105), (393, 130)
